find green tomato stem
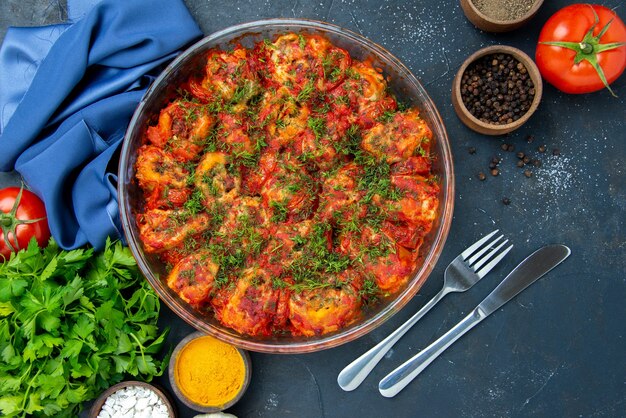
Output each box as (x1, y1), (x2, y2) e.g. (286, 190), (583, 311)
(0, 216), (12, 228)
(579, 42), (593, 54)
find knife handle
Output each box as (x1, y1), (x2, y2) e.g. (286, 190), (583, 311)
(338, 288), (448, 391)
(379, 308), (485, 397)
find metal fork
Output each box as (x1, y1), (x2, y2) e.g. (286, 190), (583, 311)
(337, 230), (513, 391)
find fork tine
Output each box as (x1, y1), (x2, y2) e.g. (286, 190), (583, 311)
(472, 239), (510, 271)
(467, 235), (504, 266)
(475, 244), (514, 278)
(461, 230), (499, 259)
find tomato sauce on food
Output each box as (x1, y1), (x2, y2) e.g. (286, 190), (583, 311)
(135, 33), (440, 337)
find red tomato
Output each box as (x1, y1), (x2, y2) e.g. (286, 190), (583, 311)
(536, 4), (626, 96)
(0, 186), (50, 260)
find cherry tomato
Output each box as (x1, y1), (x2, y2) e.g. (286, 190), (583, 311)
(0, 186), (50, 260)
(536, 4), (626, 96)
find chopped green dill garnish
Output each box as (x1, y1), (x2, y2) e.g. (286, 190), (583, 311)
(345, 67), (361, 80)
(378, 110), (396, 123)
(270, 200), (289, 222)
(263, 38), (276, 49)
(291, 234), (307, 247)
(207, 209), (267, 287)
(276, 118), (287, 129)
(272, 277), (289, 289)
(183, 189), (205, 215)
(234, 150), (259, 168)
(356, 159), (403, 203)
(314, 102), (331, 114)
(214, 269), (230, 288)
(185, 167), (196, 187)
(297, 151), (316, 163)
(334, 124), (361, 155)
(207, 99), (224, 114)
(360, 236), (392, 260)
(329, 67), (342, 82)
(334, 94), (350, 105)
(202, 125), (222, 152)
(177, 87), (201, 104)
(359, 277), (380, 304)
(298, 34), (306, 49)
(182, 105), (199, 122)
(249, 92), (263, 107)
(254, 134), (267, 152)
(230, 82), (253, 105)
(285, 222), (354, 290)
(307, 116), (326, 139)
(427, 174), (440, 185)
(202, 173), (220, 197)
(336, 209), (361, 233)
(289, 278), (334, 293)
(297, 80), (315, 102)
(184, 236), (198, 252)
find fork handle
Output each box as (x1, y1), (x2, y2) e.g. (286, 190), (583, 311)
(337, 288), (448, 391)
(378, 308), (484, 397)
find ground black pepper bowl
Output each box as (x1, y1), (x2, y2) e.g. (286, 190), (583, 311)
(459, 0), (544, 32)
(452, 45), (543, 136)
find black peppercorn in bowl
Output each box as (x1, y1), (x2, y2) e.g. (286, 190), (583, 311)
(452, 45), (542, 136)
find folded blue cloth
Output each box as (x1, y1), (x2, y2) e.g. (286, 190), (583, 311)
(0, 0), (203, 250)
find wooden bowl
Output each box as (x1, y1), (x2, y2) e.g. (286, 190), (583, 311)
(168, 332), (252, 413)
(459, 0), (544, 32)
(451, 45), (543, 136)
(89, 381), (177, 418)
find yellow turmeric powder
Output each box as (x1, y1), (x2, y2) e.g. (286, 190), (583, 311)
(175, 335), (246, 406)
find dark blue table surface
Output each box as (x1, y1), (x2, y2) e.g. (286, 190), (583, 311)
(1, 1), (625, 417)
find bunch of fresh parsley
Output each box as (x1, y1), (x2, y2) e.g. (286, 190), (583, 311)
(0, 239), (169, 417)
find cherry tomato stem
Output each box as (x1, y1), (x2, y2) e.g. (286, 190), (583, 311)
(0, 184), (50, 259)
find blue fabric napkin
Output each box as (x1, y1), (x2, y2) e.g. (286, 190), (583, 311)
(0, 0), (203, 250)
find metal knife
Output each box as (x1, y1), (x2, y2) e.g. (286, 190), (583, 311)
(378, 244), (571, 398)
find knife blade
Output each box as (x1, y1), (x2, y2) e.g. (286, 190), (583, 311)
(476, 244), (570, 316)
(379, 244), (571, 398)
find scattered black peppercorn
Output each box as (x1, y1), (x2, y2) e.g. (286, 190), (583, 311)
(552, 148), (560, 156)
(502, 197), (511, 205)
(532, 159), (542, 168)
(477, 172), (486, 181)
(468, 146), (477, 155)
(491, 168), (500, 176)
(460, 53), (535, 125)
(516, 160), (525, 168)
(507, 144), (515, 152)
(527, 134), (534, 143)
(524, 169), (533, 178)
(538, 144), (546, 153)
(516, 151), (525, 159)
(501, 144), (508, 151)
